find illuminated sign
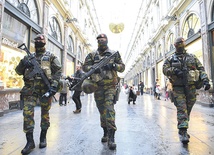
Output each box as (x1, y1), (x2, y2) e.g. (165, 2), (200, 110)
(1, 37), (19, 48)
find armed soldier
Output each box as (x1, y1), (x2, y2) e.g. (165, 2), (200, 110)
(162, 37), (210, 144)
(82, 34), (125, 150)
(15, 34), (62, 154)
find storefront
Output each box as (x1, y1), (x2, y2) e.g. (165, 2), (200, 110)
(0, 1), (42, 115)
(1, 11), (29, 89)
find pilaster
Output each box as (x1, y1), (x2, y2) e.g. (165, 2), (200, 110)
(43, 0), (51, 37)
(0, 0), (5, 52)
(198, 0), (211, 79)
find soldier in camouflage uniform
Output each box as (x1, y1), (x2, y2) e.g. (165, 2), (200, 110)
(162, 37), (210, 144)
(15, 34), (62, 154)
(82, 34), (125, 150)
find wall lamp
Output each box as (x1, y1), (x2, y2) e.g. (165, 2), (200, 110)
(66, 18), (78, 23)
(165, 15), (177, 21)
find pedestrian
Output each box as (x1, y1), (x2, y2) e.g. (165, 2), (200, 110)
(162, 36), (210, 144)
(71, 65), (85, 114)
(59, 75), (69, 106)
(125, 85), (137, 104)
(155, 84), (161, 100)
(15, 34), (62, 154)
(139, 81), (144, 95)
(82, 33), (125, 150)
(165, 79), (172, 101)
(153, 78), (159, 99)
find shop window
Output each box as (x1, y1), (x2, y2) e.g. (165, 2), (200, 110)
(7, 0), (39, 24)
(182, 13), (200, 39)
(48, 17), (62, 43)
(0, 46), (25, 89)
(1, 13), (29, 89)
(212, 31), (214, 46)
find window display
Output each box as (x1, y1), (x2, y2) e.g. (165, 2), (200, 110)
(0, 46), (25, 89)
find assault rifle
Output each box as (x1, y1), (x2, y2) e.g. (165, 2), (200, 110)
(181, 55), (190, 100)
(69, 51), (119, 91)
(66, 77), (81, 90)
(18, 43), (54, 98)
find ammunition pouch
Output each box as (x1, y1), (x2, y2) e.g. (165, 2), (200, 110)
(113, 85), (121, 104)
(187, 69), (202, 89)
(187, 70), (199, 82)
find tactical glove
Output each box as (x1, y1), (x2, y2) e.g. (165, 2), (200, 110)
(43, 86), (57, 97)
(49, 86), (57, 96)
(174, 68), (183, 78)
(21, 58), (33, 68)
(203, 81), (211, 91)
(103, 63), (116, 70)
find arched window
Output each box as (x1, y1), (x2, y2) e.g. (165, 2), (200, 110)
(48, 17), (62, 43)
(157, 45), (162, 58)
(77, 46), (82, 60)
(143, 60), (146, 69)
(182, 13), (200, 39)
(67, 35), (74, 54)
(147, 56), (150, 66)
(166, 33), (174, 52)
(7, 0), (39, 24)
(151, 50), (155, 63)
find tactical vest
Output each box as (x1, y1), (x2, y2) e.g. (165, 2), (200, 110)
(170, 53), (200, 85)
(24, 51), (52, 80)
(41, 51), (52, 79)
(90, 50), (119, 84)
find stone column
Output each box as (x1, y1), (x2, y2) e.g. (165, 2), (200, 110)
(43, 0), (51, 37)
(198, 0), (213, 105)
(198, 0), (211, 79)
(63, 24), (68, 74)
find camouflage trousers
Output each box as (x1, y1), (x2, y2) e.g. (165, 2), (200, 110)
(94, 86), (117, 131)
(173, 85), (197, 129)
(22, 94), (52, 133)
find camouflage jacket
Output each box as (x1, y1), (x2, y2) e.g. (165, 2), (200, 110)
(162, 52), (209, 86)
(82, 48), (125, 86)
(15, 50), (62, 94)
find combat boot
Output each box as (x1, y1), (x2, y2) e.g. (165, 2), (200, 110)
(179, 129), (189, 144)
(21, 132), (35, 154)
(39, 129), (47, 148)
(108, 129), (116, 150)
(101, 127), (108, 142)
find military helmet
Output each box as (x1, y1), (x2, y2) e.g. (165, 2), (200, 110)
(82, 79), (98, 94)
(34, 34), (46, 43)
(96, 33), (108, 40)
(174, 37), (185, 47)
